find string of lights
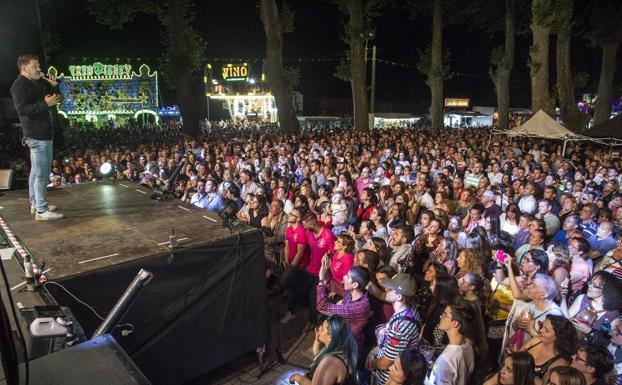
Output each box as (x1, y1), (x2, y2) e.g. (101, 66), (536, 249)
(51, 56), (493, 79)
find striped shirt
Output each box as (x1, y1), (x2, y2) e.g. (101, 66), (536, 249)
(373, 307), (420, 384)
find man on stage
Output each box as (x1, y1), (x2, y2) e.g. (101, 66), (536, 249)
(10, 54), (64, 220)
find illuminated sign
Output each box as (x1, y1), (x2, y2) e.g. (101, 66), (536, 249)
(444, 98), (470, 108)
(222, 63), (249, 81)
(62, 62), (134, 80)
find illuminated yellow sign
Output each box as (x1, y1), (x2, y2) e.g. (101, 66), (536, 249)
(444, 98), (470, 108)
(222, 63), (249, 81)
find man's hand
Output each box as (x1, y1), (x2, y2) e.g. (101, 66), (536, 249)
(365, 347), (379, 369)
(41, 74), (58, 87)
(45, 94), (61, 107)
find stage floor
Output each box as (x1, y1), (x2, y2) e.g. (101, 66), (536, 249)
(0, 182), (251, 281)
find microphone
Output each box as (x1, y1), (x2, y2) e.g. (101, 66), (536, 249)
(39, 72), (61, 84)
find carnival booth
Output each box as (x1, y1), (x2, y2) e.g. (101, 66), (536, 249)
(371, 113), (422, 129)
(48, 61), (160, 125)
(204, 63), (278, 123)
(443, 98), (492, 128)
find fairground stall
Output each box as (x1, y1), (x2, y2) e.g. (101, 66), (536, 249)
(47, 61), (160, 126)
(204, 62), (278, 123)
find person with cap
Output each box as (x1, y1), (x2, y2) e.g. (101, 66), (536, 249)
(365, 272), (420, 385)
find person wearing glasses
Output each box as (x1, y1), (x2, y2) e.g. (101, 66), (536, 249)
(560, 271), (622, 336)
(570, 343), (614, 385)
(595, 237), (622, 280)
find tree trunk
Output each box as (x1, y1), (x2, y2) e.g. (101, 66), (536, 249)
(529, 0), (555, 116)
(594, 42), (619, 125)
(493, 0), (515, 130)
(260, 0), (300, 134)
(428, 0), (444, 129)
(555, 0), (587, 131)
(166, 0), (200, 137)
(347, 0), (369, 131)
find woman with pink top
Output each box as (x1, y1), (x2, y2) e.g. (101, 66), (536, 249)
(330, 234), (356, 284)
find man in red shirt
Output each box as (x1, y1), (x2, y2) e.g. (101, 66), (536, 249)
(280, 208), (310, 324)
(302, 212), (335, 332)
(281, 211), (335, 333)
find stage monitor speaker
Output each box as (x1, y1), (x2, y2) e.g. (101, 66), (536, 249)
(28, 334), (151, 385)
(0, 169), (12, 190)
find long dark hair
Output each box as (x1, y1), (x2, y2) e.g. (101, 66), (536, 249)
(547, 315), (578, 362)
(526, 249), (549, 274)
(499, 352), (535, 385)
(448, 299), (488, 355)
(398, 349), (427, 385)
(370, 237), (390, 266)
(592, 270), (622, 311)
(428, 274), (459, 317)
(309, 315), (358, 379)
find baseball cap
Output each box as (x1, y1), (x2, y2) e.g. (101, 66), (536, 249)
(380, 273), (416, 296)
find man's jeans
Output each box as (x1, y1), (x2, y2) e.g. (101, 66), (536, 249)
(26, 139), (52, 213)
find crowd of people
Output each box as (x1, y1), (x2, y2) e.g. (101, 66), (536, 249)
(11, 120), (622, 385)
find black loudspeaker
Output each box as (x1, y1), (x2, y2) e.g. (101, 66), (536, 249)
(28, 334), (150, 385)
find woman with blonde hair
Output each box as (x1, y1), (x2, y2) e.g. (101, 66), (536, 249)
(455, 248), (486, 279)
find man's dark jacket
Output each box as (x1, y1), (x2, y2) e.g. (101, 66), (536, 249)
(10, 75), (59, 140)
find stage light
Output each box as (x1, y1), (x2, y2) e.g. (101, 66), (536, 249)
(100, 162), (113, 176)
(249, 78), (255, 84)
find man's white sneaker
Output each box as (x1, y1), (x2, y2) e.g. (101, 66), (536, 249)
(31, 205), (57, 214)
(35, 210), (64, 221)
(280, 311), (295, 324)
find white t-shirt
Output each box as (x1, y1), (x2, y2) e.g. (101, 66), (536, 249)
(425, 342), (474, 385)
(500, 214), (520, 236)
(501, 299), (563, 355)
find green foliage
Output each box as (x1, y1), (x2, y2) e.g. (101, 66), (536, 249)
(159, 23), (206, 88)
(573, 70), (589, 90)
(416, 44), (451, 79)
(85, 0), (159, 30)
(334, 57), (350, 82)
(582, 0), (622, 46)
(284, 66), (300, 89)
(87, 0), (205, 89)
(41, 29), (61, 56)
(279, 2), (295, 34)
(532, 0), (555, 27)
(527, 43), (540, 71)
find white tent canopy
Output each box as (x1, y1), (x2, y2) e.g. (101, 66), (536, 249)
(490, 110), (608, 152)
(507, 110), (590, 140)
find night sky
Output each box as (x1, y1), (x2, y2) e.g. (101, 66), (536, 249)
(0, 0), (615, 115)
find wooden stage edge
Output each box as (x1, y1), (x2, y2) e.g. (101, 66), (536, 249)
(0, 182), (253, 281)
